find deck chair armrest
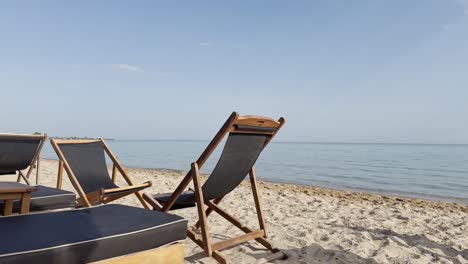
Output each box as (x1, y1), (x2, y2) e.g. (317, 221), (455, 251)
(77, 188), (105, 206)
(102, 181), (152, 195)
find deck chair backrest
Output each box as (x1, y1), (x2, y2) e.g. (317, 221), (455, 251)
(57, 141), (117, 193)
(197, 113), (284, 201)
(201, 133), (271, 200)
(0, 134), (44, 175)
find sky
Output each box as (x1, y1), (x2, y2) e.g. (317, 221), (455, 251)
(1, 0), (468, 143)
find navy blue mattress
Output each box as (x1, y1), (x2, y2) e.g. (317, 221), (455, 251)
(0, 204), (187, 263)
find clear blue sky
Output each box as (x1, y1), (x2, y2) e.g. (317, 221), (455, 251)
(1, 1), (467, 143)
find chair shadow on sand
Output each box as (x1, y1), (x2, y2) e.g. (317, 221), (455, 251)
(333, 224), (468, 264)
(247, 243), (379, 264)
(186, 226), (467, 263)
(185, 232), (378, 263)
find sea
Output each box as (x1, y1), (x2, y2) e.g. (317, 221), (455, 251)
(41, 140), (468, 205)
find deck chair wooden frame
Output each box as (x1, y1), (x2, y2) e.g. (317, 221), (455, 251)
(0, 133), (47, 185)
(50, 138), (150, 209)
(143, 112), (287, 263)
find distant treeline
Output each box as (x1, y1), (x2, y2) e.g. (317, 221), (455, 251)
(31, 132), (114, 140)
(50, 137), (115, 140)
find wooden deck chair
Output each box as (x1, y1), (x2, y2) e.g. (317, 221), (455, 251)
(0, 133), (47, 185)
(50, 138), (151, 208)
(143, 112), (287, 264)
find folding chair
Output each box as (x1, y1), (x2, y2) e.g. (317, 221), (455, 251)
(50, 138), (151, 208)
(143, 112), (287, 263)
(0, 133), (47, 185)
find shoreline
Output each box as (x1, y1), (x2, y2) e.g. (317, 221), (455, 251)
(41, 157), (468, 207)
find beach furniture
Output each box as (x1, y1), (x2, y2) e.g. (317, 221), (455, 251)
(0, 133), (47, 185)
(143, 112), (286, 263)
(0, 134), (77, 213)
(0, 204), (187, 264)
(0, 182), (37, 216)
(0, 184), (76, 214)
(50, 138), (151, 208)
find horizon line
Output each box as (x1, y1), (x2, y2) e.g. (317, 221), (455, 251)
(110, 139), (468, 146)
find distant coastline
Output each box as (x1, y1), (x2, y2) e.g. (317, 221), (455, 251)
(49, 136), (115, 140)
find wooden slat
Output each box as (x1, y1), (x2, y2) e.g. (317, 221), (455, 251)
(187, 230), (227, 264)
(102, 182), (151, 194)
(230, 130), (275, 135)
(211, 230), (265, 252)
(235, 116), (281, 128)
(52, 139), (101, 144)
(0, 193), (23, 200)
(205, 200), (276, 251)
(0, 133), (45, 140)
(0, 182), (37, 193)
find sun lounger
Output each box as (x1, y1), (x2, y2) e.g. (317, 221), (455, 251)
(0, 204), (187, 264)
(0, 134), (47, 185)
(0, 185), (76, 213)
(50, 139), (151, 208)
(143, 112), (287, 263)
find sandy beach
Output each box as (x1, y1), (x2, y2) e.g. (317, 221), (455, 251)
(6, 159), (467, 264)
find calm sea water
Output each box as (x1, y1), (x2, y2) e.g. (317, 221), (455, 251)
(41, 141), (468, 204)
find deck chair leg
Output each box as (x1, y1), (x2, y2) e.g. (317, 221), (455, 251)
(24, 161), (36, 182)
(35, 157), (40, 185)
(249, 167), (268, 237)
(57, 160), (64, 189)
(134, 191), (150, 209)
(194, 196), (224, 230)
(187, 229), (228, 263)
(17, 171), (31, 185)
(212, 251), (229, 264)
(192, 162), (213, 257)
(143, 193), (164, 211)
(111, 163), (118, 183)
(205, 200), (277, 252)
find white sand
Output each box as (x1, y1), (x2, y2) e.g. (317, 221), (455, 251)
(7, 159), (467, 264)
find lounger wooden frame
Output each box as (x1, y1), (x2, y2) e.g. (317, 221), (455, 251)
(0, 133), (47, 185)
(50, 138), (150, 209)
(143, 112), (287, 264)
